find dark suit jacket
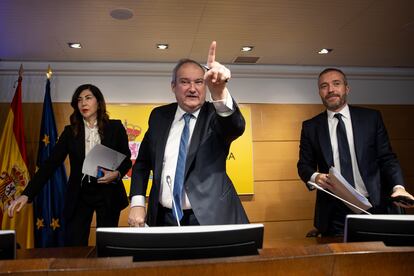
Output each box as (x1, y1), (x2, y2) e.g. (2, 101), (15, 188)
(130, 101), (249, 226)
(297, 105), (404, 233)
(23, 119), (132, 220)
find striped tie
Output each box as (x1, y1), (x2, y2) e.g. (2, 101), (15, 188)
(172, 113), (192, 221)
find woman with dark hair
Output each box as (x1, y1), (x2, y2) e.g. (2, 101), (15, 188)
(8, 84), (132, 246)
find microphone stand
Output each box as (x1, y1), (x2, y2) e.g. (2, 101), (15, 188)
(166, 175), (181, 226)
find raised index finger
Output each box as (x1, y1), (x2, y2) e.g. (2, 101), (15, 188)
(206, 41), (217, 67)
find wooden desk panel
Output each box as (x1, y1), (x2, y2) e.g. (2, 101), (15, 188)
(333, 252), (414, 276)
(0, 258), (51, 275)
(16, 246), (95, 259)
(4, 242), (413, 276)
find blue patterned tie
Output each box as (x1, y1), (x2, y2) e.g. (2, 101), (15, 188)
(334, 113), (355, 187)
(173, 113), (192, 221)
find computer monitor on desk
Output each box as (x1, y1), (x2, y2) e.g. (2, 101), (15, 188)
(96, 224), (264, 261)
(344, 214), (414, 246)
(0, 230), (16, 260)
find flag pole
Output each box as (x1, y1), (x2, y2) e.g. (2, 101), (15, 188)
(14, 64), (24, 88)
(46, 65), (52, 79)
(19, 64), (23, 79)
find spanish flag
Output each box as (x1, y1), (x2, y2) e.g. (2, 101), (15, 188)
(0, 67), (34, 248)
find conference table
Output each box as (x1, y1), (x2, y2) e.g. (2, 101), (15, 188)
(1, 238), (414, 275)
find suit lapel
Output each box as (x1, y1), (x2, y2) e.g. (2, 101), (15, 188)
(317, 111), (334, 167)
(77, 126), (86, 161)
(101, 123), (110, 147)
(154, 104), (176, 181)
(349, 106), (363, 168)
(185, 103), (208, 177)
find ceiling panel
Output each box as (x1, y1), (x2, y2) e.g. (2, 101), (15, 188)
(0, 0), (413, 67)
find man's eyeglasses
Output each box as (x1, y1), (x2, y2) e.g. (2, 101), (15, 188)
(178, 78), (205, 87)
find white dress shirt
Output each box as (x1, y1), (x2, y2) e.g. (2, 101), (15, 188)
(84, 119), (100, 155)
(311, 104), (369, 196)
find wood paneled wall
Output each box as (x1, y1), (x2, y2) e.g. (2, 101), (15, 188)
(1, 103), (413, 247)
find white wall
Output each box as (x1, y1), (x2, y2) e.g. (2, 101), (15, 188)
(1, 61), (414, 104)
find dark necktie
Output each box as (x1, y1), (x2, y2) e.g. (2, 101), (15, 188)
(334, 113), (355, 187)
(173, 113), (192, 221)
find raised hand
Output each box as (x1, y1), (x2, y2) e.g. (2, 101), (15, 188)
(204, 41), (231, 100)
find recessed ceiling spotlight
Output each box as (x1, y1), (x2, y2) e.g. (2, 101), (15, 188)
(110, 8), (134, 20)
(318, 48), (333, 54)
(241, 46), (254, 52)
(156, 44), (169, 50)
(68, 43), (82, 49)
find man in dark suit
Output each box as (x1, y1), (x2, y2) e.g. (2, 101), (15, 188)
(128, 41), (249, 227)
(297, 68), (414, 236)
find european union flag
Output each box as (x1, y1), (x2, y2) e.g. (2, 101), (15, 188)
(34, 78), (67, 247)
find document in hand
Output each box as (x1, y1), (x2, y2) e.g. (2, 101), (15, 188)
(82, 144), (126, 177)
(328, 167), (372, 213)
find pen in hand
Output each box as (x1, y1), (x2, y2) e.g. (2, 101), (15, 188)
(202, 64), (229, 82)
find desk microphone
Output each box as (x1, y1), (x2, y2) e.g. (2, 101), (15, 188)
(308, 181), (372, 215)
(166, 175), (181, 227)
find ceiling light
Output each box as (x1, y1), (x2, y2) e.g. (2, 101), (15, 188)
(110, 8), (134, 20)
(68, 43), (82, 49)
(241, 46), (254, 52)
(318, 48), (333, 54)
(157, 44), (169, 50)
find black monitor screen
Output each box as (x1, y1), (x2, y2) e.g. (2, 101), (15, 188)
(344, 214), (414, 246)
(0, 230), (16, 260)
(96, 224), (264, 261)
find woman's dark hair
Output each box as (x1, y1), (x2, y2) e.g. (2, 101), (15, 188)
(70, 84), (109, 138)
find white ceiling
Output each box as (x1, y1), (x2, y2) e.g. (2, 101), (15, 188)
(1, 0), (414, 67)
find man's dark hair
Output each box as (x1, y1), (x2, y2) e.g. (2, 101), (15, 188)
(318, 68), (348, 85)
(171, 59), (205, 84)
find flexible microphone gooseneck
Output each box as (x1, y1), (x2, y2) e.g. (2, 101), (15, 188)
(166, 175), (181, 226)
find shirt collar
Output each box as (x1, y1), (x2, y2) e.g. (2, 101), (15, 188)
(176, 105), (200, 121)
(83, 119), (98, 129)
(327, 104), (350, 120)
